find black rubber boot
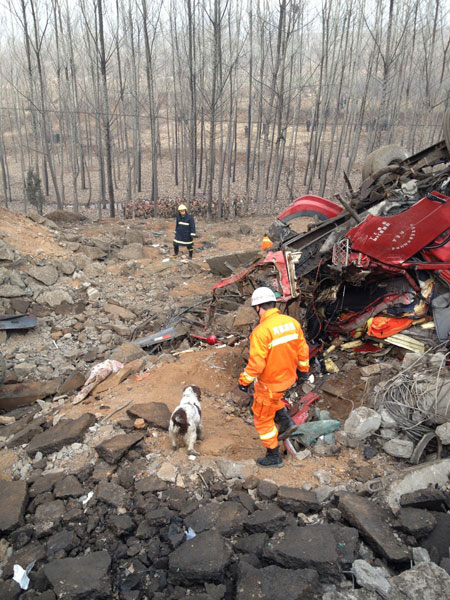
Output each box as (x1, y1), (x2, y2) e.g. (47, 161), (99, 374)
(257, 447), (283, 468)
(275, 407), (296, 440)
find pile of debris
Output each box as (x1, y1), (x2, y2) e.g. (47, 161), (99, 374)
(123, 197), (246, 220)
(0, 401), (449, 599)
(0, 209), (227, 408)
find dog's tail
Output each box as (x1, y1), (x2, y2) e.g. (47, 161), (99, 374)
(171, 408), (188, 434)
(173, 413), (184, 426)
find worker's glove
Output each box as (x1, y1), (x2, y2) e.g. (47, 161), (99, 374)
(238, 383), (250, 393)
(296, 371), (308, 384)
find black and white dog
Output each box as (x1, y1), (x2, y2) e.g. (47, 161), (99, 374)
(169, 385), (203, 454)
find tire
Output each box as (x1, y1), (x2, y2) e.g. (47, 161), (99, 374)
(362, 144), (410, 181)
(444, 107), (450, 155)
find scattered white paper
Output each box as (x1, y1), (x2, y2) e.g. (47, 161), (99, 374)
(188, 454), (196, 461)
(185, 527), (196, 540)
(152, 244), (160, 248)
(80, 491), (94, 506)
(13, 561), (35, 590)
(162, 258), (170, 262)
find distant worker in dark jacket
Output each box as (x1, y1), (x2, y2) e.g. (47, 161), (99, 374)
(173, 204), (196, 259)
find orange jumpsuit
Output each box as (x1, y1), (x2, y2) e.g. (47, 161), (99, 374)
(261, 236), (273, 251)
(238, 308), (309, 449)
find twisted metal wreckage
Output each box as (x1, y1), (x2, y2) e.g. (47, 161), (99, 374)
(210, 112), (450, 349)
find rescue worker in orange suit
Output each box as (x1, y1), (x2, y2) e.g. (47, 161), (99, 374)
(238, 287), (309, 468)
(261, 234), (273, 252)
(173, 204), (196, 259)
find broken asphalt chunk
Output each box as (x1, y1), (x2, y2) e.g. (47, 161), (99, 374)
(236, 562), (319, 600)
(96, 480), (129, 508)
(421, 512), (450, 563)
(57, 371), (86, 395)
(4, 540), (46, 579)
(0, 480), (27, 533)
(53, 475), (84, 499)
(243, 506), (286, 535)
(185, 501), (248, 537)
(0, 379), (62, 411)
(265, 524), (341, 581)
(134, 476), (168, 494)
(234, 533), (268, 557)
(29, 473), (65, 498)
(126, 403), (171, 430)
(169, 530), (232, 583)
(276, 486), (320, 513)
(95, 431), (144, 464)
(257, 480), (278, 500)
(380, 459), (450, 512)
(26, 413), (95, 457)
(47, 529), (80, 558)
(338, 492), (410, 564)
(6, 420), (45, 449)
(44, 550), (111, 599)
(34, 500), (66, 537)
(399, 487), (448, 512)
(397, 507), (437, 538)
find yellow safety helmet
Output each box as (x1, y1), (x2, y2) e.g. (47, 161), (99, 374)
(178, 204), (187, 211)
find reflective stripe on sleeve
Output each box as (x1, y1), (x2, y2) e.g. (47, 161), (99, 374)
(268, 333), (299, 349)
(241, 371), (255, 383)
(298, 359), (309, 367)
(260, 426), (278, 441)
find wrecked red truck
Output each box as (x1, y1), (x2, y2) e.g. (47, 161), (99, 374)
(210, 113), (450, 347)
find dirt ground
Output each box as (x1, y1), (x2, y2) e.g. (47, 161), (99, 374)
(0, 207), (66, 257)
(59, 343), (387, 488)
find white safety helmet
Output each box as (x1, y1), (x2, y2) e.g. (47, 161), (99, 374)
(251, 287), (277, 306)
(178, 204), (187, 211)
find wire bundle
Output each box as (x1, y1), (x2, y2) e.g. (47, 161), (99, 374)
(374, 346), (450, 443)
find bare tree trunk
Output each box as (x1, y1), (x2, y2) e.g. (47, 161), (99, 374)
(97, 0), (115, 217)
(29, 0), (63, 210)
(13, 93), (27, 211)
(19, 0), (40, 177)
(245, 0), (253, 204)
(187, 0), (197, 199)
(141, 0), (160, 216)
(206, 0), (221, 219)
(52, 0), (66, 207)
